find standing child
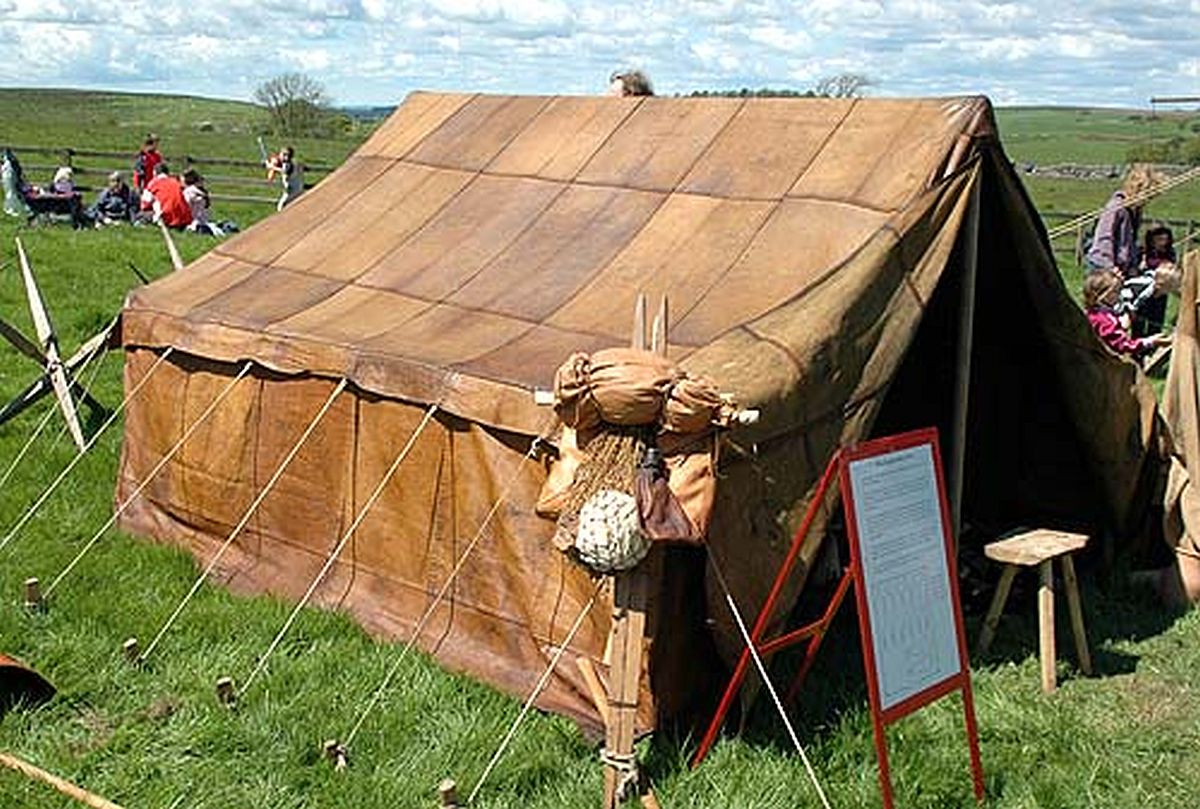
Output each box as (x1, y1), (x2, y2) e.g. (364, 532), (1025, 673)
(133, 134), (162, 193)
(1130, 223), (1177, 336)
(265, 145), (303, 210)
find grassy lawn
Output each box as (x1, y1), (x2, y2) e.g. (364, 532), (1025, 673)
(0, 95), (1198, 808)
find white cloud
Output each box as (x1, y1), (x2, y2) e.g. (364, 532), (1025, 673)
(747, 24), (812, 54)
(0, 0), (1194, 107)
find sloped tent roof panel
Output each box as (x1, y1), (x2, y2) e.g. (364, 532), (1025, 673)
(123, 93), (986, 434)
(117, 93), (1162, 733)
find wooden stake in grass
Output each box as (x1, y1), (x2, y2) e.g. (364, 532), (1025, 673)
(23, 577), (43, 611)
(215, 676), (236, 707)
(438, 778), (459, 807)
(121, 638), (139, 664)
(322, 739), (348, 772)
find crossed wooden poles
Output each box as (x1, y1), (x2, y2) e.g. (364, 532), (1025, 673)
(0, 238), (116, 450)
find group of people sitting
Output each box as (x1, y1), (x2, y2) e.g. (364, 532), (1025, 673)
(1082, 166), (1182, 363)
(120, 134), (227, 234)
(2, 136), (229, 235)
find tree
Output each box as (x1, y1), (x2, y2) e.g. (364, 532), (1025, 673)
(813, 74), (872, 99)
(254, 73), (332, 137)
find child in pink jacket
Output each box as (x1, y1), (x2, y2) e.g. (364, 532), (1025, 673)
(1084, 269), (1169, 359)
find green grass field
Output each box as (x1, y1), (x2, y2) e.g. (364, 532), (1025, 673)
(0, 93), (1198, 808)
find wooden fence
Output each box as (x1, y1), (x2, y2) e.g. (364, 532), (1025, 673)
(1043, 211), (1199, 266)
(6, 144), (336, 205)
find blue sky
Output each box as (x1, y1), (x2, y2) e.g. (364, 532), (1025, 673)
(0, 0), (1197, 107)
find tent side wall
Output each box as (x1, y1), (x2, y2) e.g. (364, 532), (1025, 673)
(116, 348), (699, 732)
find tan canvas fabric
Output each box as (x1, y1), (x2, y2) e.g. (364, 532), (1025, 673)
(1162, 252), (1200, 557)
(117, 93), (1165, 733)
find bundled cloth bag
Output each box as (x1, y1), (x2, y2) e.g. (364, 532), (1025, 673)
(539, 348), (732, 571)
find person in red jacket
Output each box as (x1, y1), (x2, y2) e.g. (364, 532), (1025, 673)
(141, 163), (192, 229)
(132, 134), (162, 192)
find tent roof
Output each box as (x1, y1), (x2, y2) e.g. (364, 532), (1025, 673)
(122, 93), (995, 434)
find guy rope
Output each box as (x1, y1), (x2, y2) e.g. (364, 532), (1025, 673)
(42, 362), (254, 598)
(137, 378), (348, 663)
(335, 418), (554, 756)
(466, 578), (603, 806)
(707, 549), (833, 809)
(235, 403), (440, 700)
(1046, 164), (1200, 241)
(0, 347), (175, 556)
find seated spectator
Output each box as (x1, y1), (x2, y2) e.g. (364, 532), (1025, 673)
(1, 150), (86, 228)
(49, 166), (77, 194)
(140, 163), (192, 229)
(89, 171), (135, 225)
(182, 169), (222, 236)
(1085, 269), (1169, 360)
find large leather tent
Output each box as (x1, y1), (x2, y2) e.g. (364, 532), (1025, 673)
(115, 92), (1163, 733)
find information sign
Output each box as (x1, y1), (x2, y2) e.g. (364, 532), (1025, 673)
(840, 428), (984, 808)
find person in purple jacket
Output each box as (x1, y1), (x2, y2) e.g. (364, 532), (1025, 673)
(1086, 166), (1158, 276)
(1084, 270), (1170, 359)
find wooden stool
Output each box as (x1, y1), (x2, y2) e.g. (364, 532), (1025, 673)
(976, 529), (1092, 693)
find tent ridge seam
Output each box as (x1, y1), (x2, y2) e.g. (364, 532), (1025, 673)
(787, 96), (859, 195)
(564, 95), (650, 183)
(672, 96), (747, 194)
(477, 95), (558, 174)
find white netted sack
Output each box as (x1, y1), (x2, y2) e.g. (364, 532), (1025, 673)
(574, 488), (650, 573)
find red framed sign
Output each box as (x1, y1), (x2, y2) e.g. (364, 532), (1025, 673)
(840, 427), (984, 807)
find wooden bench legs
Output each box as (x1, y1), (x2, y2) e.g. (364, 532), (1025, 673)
(976, 554), (1091, 693)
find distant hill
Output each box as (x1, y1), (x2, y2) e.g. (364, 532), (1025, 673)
(995, 106), (1200, 165)
(0, 88), (374, 168)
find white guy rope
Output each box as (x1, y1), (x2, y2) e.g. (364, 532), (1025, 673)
(467, 578), (603, 805)
(0, 398), (61, 492)
(0, 315), (115, 490)
(0, 347), (175, 556)
(340, 423), (552, 750)
(1047, 165), (1200, 241)
(44, 362), (254, 597)
(707, 550), (834, 809)
(236, 403), (439, 698)
(138, 377), (348, 662)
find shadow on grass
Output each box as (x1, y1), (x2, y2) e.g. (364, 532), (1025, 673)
(642, 575), (874, 775)
(643, 551), (1190, 777)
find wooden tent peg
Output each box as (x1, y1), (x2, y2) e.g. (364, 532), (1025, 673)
(322, 739), (348, 771)
(438, 778), (460, 807)
(122, 638), (140, 663)
(215, 676), (236, 707)
(23, 577), (43, 611)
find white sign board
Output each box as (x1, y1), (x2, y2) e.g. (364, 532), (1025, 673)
(846, 442), (962, 710)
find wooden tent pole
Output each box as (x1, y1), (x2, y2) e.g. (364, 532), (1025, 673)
(603, 293), (663, 808)
(0, 752), (124, 809)
(950, 173), (982, 540)
(15, 238), (86, 450)
(158, 221), (184, 272)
